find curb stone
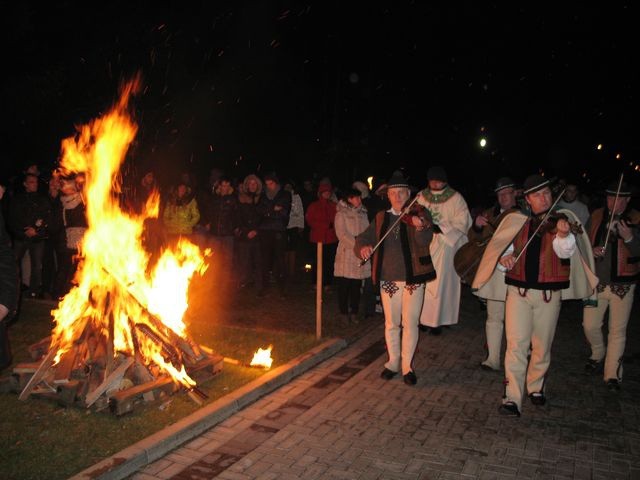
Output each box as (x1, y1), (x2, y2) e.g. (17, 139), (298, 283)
(69, 337), (347, 480)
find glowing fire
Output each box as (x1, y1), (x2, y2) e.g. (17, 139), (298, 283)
(250, 346), (273, 369)
(49, 76), (208, 389)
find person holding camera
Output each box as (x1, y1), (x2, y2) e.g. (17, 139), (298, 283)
(8, 173), (51, 299)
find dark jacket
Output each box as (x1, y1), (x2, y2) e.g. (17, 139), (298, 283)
(257, 186), (291, 232)
(8, 191), (51, 241)
(355, 210), (436, 284)
(207, 192), (238, 237)
(235, 177), (263, 241)
(0, 210), (18, 313)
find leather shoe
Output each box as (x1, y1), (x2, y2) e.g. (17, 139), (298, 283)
(403, 371), (417, 385)
(584, 359), (603, 375)
(380, 368), (397, 380)
(429, 326), (442, 336)
(418, 324), (429, 332)
(606, 379), (620, 392)
(480, 362), (498, 372)
(529, 392), (546, 406)
(498, 401), (520, 417)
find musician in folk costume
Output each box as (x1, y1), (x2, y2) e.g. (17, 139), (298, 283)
(472, 174), (598, 417)
(417, 166), (472, 334)
(583, 179), (640, 391)
(467, 177), (519, 371)
(355, 171), (436, 386)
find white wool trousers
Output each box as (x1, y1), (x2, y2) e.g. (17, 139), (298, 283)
(380, 281), (425, 375)
(482, 299), (506, 370)
(583, 284), (636, 382)
(504, 285), (561, 410)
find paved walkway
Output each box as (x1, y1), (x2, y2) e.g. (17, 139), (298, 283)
(130, 287), (640, 480)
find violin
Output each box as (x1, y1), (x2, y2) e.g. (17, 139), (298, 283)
(534, 212), (583, 236)
(400, 203), (435, 230)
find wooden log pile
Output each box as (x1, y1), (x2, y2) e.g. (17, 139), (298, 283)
(2, 319), (222, 416)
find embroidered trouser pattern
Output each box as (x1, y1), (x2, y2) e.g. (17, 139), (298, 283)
(583, 284), (636, 381)
(504, 285), (561, 410)
(380, 281), (425, 375)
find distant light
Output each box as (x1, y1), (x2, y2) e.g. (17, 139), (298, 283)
(630, 162), (634, 167)
(304, 264), (312, 272)
(479, 138), (487, 148)
(582, 172), (587, 178)
(635, 165), (640, 171)
(367, 176), (374, 191)
(597, 144), (603, 150)
(616, 153), (622, 159)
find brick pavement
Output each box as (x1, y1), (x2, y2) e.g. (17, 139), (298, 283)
(131, 286), (640, 479)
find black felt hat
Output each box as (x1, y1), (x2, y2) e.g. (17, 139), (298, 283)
(494, 177), (516, 193)
(604, 179), (634, 197)
(387, 170), (410, 188)
(522, 174), (550, 195)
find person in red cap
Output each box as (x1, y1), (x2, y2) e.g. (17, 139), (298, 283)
(305, 182), (338, 291)
(472, 174), (597, 417)
(583, 179), (640, 391)
(417, 166), (472, 334)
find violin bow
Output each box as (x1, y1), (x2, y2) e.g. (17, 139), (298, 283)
(512, 187), (566, 265)
(359, 194), (422, 266)
(602, 172), (624, 254)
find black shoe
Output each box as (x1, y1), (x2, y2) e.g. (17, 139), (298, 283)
(529, 392), (546, 406)
(498, 401), (520, 417)
(585, 359), (603, 375)
(403, 371), (417, 385)
(418, 324), (429, 332)
(480, 363), (498, 372)
(380, 368), (398, 380)
(606, 379), (620, 392)
(429, 327), (442, 336)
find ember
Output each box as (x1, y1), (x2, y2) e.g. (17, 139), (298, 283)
(8, 77), (222, 415)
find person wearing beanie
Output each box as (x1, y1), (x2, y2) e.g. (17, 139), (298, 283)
(466, 176), (519, 371)
(355, 170), (436, 386)
(472, 173), (597, 417)
(305, 183), (338, 291)
(583, 179), (640, 391)
(416, 166), (472, 335)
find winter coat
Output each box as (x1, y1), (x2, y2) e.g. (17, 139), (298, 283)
(235, 175), (263, 241)
(0, 210), (18, 313)
(163, 193), (200, 235)
(208, 191), (237, 237)
(334, 201), (370, 279)
(257, 186), (291, 232)
(8, 191), (51, 241)
(306, 197), (338, 244)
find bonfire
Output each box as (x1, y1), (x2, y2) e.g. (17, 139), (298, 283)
(8, 77), (223, 415)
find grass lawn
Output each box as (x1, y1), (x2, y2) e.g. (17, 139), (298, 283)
(0, 268), (377, 480)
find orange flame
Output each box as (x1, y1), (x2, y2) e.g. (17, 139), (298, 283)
(50, 76), (208, 389)
(250, 346), (273, 369)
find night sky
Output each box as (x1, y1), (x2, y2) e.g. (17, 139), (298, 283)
(2, 2), (639, 205)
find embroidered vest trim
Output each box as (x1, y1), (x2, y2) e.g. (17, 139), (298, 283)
(589, 208), (640, 282)
(505, 220), (570, 290)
